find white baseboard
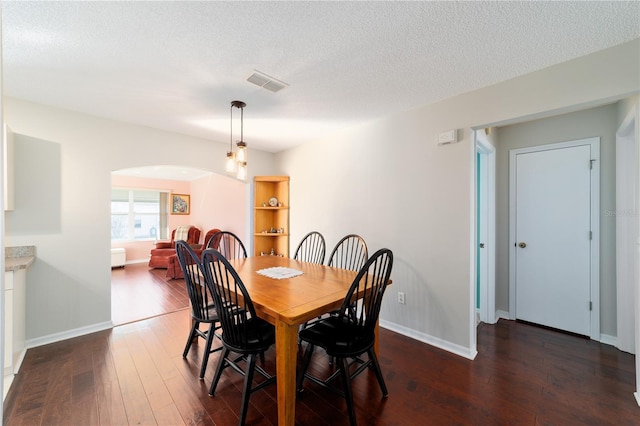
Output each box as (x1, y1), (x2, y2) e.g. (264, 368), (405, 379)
(380, 320), (477, 360)
(4, 374), (14, 401)
(126, 259), (149, 265)
(491, 313), (619, 349)
(26, 321), (113, 349)
(598, 333), (617, 347)
(13, 348), (26, 375)
(635, 392), (640, 407)
(496, 310), (510, 320)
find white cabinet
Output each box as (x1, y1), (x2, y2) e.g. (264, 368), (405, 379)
(4, 269), (26, 399)
(4, 272), (13, 376)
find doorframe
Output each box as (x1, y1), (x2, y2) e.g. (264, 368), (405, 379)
(508, 137), (600, 340)
(615, 105), (638, 354)
(475, 130), (496, 324)
(614, 103), (640, 405)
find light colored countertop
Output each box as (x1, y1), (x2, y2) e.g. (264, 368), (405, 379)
(5, 246), (36, 272)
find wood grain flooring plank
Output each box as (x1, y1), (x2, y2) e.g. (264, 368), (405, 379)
(121, 327), (186, 425)
(111, 345), (157, 425)
(162, 374), (216, 426)
(39, 358), (73, 425)
(70, 389), (100, 426)
(96, 380), (129, 426)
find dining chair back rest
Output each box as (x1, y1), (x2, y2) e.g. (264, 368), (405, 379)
(176, 241), (214, 322)
(338, 248), (393, 336)
(327, 234), (368, 271)
(293, 231), (326, 264)
(202, 249), (263, 351)
(207, 231), (247, 260)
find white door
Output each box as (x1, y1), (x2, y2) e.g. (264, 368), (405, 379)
(511, 139), (599, 336)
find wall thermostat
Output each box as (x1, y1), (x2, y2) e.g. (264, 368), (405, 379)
(437, 130), (458, 145)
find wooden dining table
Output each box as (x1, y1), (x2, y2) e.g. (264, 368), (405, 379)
(226, 255), (378, 426)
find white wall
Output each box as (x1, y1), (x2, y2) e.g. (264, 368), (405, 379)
(275, 39), (640, 356)
(3, 100), (275, 344)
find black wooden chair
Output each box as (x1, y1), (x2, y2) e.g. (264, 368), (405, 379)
(175, 241), (222, 380)
(206, 230), (247, 260)
(311, 234), (368, 329)
(293, 231), (326, 264)
(296, 248), (393, 426)
(201, 248), (276, 426)
(327, 234), (368, 272)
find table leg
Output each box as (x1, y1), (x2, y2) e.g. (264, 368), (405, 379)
(374, 319), (380, 355)
(191, 318), (197, 342)
(275, 320), (297, 426)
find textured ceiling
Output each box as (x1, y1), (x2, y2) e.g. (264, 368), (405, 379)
(3, 1), (640, 154)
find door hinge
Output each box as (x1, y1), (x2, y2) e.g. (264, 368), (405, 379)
(589, 231), (592, 240)
(589, 301), (593, 311)
(590, 159), (596, 169)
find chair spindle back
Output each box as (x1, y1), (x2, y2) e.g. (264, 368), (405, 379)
(294, 231), (326, 264)
(202, 249), (266, 351)
(328, 234), (368, 271)
(175, 241), (215, 322)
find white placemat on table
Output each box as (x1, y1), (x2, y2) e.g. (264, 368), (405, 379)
(257, 267), (304, 279)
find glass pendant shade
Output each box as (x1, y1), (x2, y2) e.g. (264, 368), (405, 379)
(225, 151), (236, 173)
(236, 141), (247, 163)
(236, 161), (247, 180)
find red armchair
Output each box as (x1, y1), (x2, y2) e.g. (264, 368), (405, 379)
(165, 228), (222, 280)
(148, 226), (201, 270)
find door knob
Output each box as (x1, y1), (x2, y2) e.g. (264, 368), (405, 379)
(518, 242), (527, 248)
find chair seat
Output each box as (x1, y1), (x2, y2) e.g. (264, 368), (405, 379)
(223, 317), (275, 354)
(192, 303), (218, 323)
(298, 316), (374, 357)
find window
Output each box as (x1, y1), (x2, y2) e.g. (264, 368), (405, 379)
(111, 189), (168, 241)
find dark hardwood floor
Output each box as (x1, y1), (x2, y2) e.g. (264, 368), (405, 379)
(111, 263), (190, 325)
(3, 264), (638, 425)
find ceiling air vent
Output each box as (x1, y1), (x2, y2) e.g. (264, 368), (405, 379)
(246, 70), (288, 93)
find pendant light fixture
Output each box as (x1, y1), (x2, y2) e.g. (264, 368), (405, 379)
(226, 100), (248, 180)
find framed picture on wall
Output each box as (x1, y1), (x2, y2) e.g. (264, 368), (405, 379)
(171, 193), (190, 215)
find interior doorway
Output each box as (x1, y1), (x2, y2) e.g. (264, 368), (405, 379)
(475, 130), (496, 325)
(614, 104), (640, 404)
(509, 138), (600, 339)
